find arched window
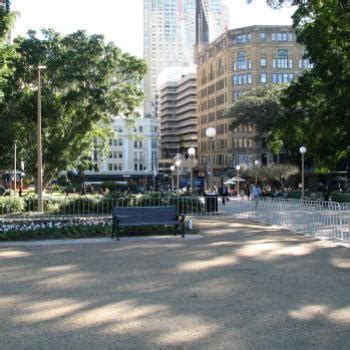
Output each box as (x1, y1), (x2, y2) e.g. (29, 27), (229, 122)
(278, 49), (288, 58)
(234, 51), (251, 71)
(238, 51), (246, 60)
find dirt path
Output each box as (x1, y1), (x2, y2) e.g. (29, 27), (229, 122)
(0, 218), (349, 349)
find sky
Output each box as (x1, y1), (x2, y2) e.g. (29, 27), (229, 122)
(11, 0), (295, 58)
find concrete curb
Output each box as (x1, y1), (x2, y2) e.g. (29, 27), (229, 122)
(0, 234), (203, 247)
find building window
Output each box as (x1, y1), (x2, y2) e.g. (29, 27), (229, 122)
(233, 51), (251, 71)
(272, 32), (293, 42)
(118, 127), (123, 133)
(299, 58), (314, 69)
(260, 72), (267, 83)
(109, 151), (113, 159)
(260, 32), (266, 42)
(278, 49), (288, 58)
(134, 141), (142, 149)
(272, 73), (294, 83)
(233, 74), (252, 86)
(108, 164), (113, 171)
(273, 49), (292, 68)
(233, 33), (252, 44)
(118, 139), (123, 146)
(260, 58), (267, 67)
(134, 164), (138, 171)
(139, 126), (143, 133)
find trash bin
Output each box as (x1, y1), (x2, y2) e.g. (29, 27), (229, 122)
(205, 194), (218, 212)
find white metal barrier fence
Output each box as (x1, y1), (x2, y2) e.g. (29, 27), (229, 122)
(219, 198), (350, 243)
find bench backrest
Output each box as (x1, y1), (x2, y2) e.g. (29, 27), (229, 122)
(112, 206), (178, 225)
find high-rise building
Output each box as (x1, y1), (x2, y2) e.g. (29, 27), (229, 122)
(195, 25), (312, 179)
(158, 69), (197, 174)
(143, 0), (229, 116)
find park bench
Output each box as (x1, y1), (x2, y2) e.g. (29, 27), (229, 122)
(111, 206), (185, 240)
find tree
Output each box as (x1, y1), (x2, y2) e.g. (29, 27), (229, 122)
(242, 163), (298, 188)
(0, 6), (16, 102)
(0, 29), (147, 186)
(224, 84), (286, 155)
(266, 0), (350, 173)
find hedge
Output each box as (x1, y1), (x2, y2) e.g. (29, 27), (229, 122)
(0, 223), (185, 241)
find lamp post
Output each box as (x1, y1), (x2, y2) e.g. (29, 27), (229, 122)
(37, 65), (46, 212)
(175, 159), (181, 190)
(254, 159), (261, 185)
(170, 165), (175, 192)
(299, 146), (307, 200)
(235, 164), (241, 196)
(188, 147), (196, 192)
(13, 140), (17, 196)
(205, 127), (216, 192)
(20, 160), (24, 197)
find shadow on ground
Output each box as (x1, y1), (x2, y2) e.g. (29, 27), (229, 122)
(0, 218), (349, 349)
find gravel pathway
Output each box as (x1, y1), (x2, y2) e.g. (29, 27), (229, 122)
(0, 218), (349, 349)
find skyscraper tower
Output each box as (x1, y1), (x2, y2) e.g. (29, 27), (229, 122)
(196, 0), (209, 46)
(143, 0), (229, 116)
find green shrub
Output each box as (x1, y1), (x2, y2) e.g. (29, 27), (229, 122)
(51, 184), (63, 193)
(0, 197), (24, 214)
(65, 184), (78, 193)
(0, 224), (111, 241)
(330, 192), (350, 203)
(57, 196), (104, 215)
(23, 196), (62, 212)
(102, 182), (139, 194)
(286, 191), (312, 199)
(0, 223), (188, 241)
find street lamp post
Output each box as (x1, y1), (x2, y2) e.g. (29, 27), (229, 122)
(235, 164), (241, 196)
(13, 140), (17, 196)
(188, 147), (196, 192)
(37, 65), (46, 212)
(205, 127), (216, 192)
(254, 159), (261, 185)
(299, 146), (307, 200)
(20, 160), (24, 197)
(170, 165), (175, 192)
(175, 159), (181, 190)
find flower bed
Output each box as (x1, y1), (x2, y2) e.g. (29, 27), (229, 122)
(0, 216), (185, 241)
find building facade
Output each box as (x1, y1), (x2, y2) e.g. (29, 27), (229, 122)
(196, 25), (312, 176)
(84, 116), (159, 184)
(143, 0), (229, 116)
(158, 72), (197, 173)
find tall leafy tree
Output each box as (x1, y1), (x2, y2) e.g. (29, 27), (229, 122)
(266, 0), (350, 172)
(225, 84), (286, 155)
(0, 5), (15, 102)
(0, 29), (147, 186)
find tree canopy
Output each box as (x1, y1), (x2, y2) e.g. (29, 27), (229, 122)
(225, 84), (285, 134)
(0, 29), (147, 185)
(0, 6), (15, 102)
(270, 0), (350, 173)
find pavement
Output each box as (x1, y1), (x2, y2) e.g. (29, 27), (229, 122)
(0, 218), (349, 349)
